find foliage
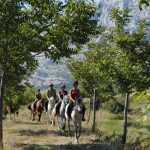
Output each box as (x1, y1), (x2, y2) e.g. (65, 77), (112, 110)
(67, 7), (150, 103)
(0, 0), (99, 104)
(132, 89), (150, 103)
(22, 86), (36, 105)
(139, 0), (150, 10)
(67, 40), (117, 101)
(67, 7), (150, 144)
(42, 90), (47, 99)
(103, 99), (124, 114)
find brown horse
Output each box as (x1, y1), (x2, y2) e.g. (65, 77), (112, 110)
(4, 105), (19, 119)
(28, 99), (44, 122)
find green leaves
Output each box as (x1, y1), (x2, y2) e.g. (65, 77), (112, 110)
(24, 0), (99, 60)
(110, 8), (131, 33)
(139, 0), (150, 10)
(67, 7), (150, 104)
(0, 0), (99, 103)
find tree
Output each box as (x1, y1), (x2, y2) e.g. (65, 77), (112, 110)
(106, 8), (150, 144)
(67, 7), (150, 144)
(0, 0), (99, 147)
(139, 0), (150, 10)
(67, 35), (118, 132)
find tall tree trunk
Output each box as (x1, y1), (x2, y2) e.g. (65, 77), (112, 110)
(91, 87), (96, 132)
(122, 92), (129, 144)
(87, 97), (92, 123)
(0, 72), (5, 148)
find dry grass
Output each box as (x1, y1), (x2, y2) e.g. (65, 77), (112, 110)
(3, 106), (123, 150)
(3, 102), (150, 150)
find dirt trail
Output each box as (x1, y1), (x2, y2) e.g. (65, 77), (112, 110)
(3, 106), (121, 150)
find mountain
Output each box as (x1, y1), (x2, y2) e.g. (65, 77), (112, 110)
(99, 0), (150, 33)
(29, 54), (73, 91)
(29, 0), (150, 90)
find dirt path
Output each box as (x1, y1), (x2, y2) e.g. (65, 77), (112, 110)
(3, 106), (122, 150)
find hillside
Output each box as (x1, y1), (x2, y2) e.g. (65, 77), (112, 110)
(29, 54), (73, 91)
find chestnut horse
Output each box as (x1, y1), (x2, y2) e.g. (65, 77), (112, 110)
(28, 99), (44, 122)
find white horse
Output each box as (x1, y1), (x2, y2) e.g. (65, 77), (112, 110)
(65, 99), (83, 144)
(47, 96), (56, 126)
(59, 95), (69, 130)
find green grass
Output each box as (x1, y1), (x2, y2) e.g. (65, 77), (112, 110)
(3, 100), (150, 150)
(84, 99), (150, 149)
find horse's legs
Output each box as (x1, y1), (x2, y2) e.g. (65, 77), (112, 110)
(49, 109), (54, 126)
(48, 110), (51, 124)
(32, 111), (36, 121)
(16, 111), (19, 117)
(52, 116), (55, 126)
(77, 122), (81, 142)
(61, 117), (66, 130)
(38, 113), (41, 122)
(56, 115), (59, 126)
(30, 111), (32, 120)
(68, 120), (71, 137)
(74, 123), (78, 144)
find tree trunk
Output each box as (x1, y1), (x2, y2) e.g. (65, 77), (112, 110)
(0, 72), (5, 148)
(87, 97), (92, 123)
(122, 92), (129, 144)
(91, 87), (96, 132)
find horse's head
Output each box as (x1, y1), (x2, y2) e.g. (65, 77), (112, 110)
(74, 97), (83, 113)
(49, 96), (54, 101)
(48, 96), (55, 106)
(74, 103), (83, 114)
(36, 99), (44, 111)
(63, 95), (69, 104)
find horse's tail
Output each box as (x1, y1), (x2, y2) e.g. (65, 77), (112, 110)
(27, 104), (31, 110)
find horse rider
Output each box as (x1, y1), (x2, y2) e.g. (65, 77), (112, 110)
(46, 83), (57, 101)
(33, 89), (42, 110)
(68, 80), (86, 121)
(55, 84), (68, 115)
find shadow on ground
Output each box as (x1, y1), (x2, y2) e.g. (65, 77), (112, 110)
(18, 128), (75, 137)
(14, 142), (123, 150)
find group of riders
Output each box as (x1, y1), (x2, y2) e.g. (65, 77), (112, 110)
(33, 80), (86, 121)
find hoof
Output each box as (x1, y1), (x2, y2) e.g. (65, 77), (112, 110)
(75, 140), (79, 144)
(50, 124), (54, 127)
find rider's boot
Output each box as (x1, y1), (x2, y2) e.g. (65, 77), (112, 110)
(82, 106), (86, 121)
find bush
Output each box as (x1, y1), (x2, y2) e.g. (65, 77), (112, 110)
(103, 99), (124, 113)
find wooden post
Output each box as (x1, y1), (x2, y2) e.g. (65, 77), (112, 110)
(92, 87), (96, 132)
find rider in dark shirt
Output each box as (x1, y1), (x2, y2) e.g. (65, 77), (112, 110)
(58, 84), (68, 100)
(55, 84), (68, 116)
(33, 89), (42, 109)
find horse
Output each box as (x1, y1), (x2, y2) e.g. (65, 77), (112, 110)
(58, 95), (69, 130)
(28, 99), (44, 122)
(4, 105), (19, 119)
(47, 96), (57, 126)
(65, 98), (83, 144)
